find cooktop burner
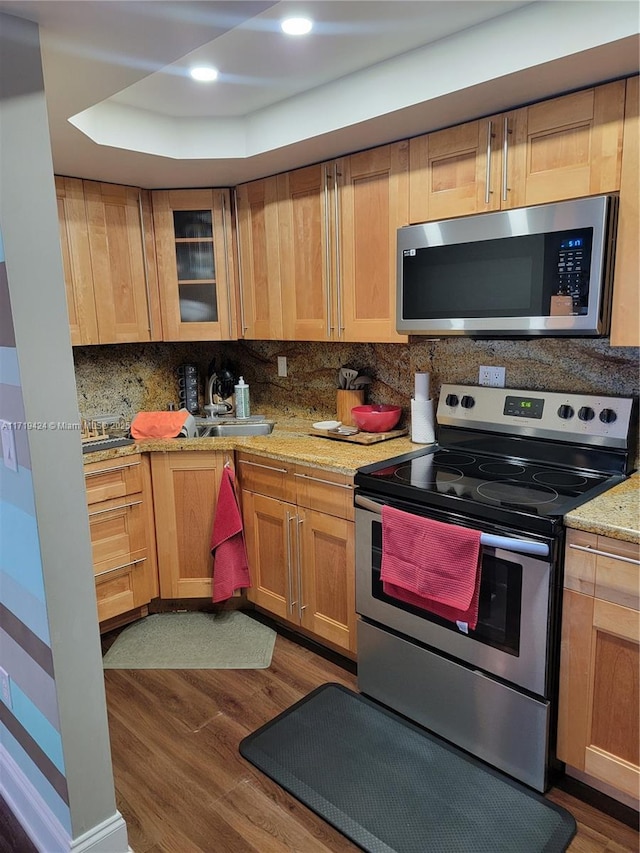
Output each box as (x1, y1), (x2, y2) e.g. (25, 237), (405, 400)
(367, 447), (611, 518)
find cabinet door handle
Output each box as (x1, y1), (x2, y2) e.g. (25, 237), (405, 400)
(333, 165), (343, 337)
(502, 116), (511, 202)
(233, 188), (247, 336)
(240, 459), (288, 474)
(95, 557), (146, 578)
(88, 499), (142, 517)
(484, 120), (493, 205)
(296, 516), (305, 617)
(137, 191), (153, 336)
(221, 192), (234, 335)
(294, 472), (353, 490)
(286, 511), (296, 614)
(85, 461), (140, 478)
(323, 164), (333, 338)
(568, 542), (640, 566)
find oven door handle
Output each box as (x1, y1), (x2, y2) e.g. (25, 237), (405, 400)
(354, 494), (550, 557)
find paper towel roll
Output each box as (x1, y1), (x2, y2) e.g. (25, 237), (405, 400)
(414, 372), (430, 401)
(411, 398), (435, 444)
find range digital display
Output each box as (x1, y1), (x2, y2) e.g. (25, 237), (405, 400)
(503, 396), (544, 419)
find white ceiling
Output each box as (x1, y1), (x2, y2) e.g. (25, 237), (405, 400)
(1, 0), (638, 189)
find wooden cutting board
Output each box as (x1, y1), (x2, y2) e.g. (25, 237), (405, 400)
(309, 427), (408, 444)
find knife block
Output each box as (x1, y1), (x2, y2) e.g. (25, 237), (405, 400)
(336, 390), (365, 426)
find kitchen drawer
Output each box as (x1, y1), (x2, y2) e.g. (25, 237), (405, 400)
(94, 558), (150, 623)
(88, 493), (147, 571)
(294, 465), (355, 521)
(84, 454), (142, 504)
(236, 452), (296, 503)
(565, 529), (640, 610)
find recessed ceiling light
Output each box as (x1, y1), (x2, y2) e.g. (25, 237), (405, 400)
(281, 17), (313, 36)
(190, 66), (219, 83)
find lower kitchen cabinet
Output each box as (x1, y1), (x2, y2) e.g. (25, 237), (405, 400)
(84, 453), (158, 628)
(238, 452), (356, 656)
(557, 528), (640, 807)
(150, 450), (228, 598)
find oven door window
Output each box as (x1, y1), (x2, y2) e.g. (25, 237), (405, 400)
(371, 520), (522, 656)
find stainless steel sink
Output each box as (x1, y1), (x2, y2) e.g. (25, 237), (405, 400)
(194, 418), (274, 437)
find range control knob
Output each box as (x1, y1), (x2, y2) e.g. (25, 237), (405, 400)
(578, 406), (595, 421)
(599, 408), (617, 424)
(460, 395), (475, 409)
(557, 404), (575, 420)
(445, 393), (459, 407)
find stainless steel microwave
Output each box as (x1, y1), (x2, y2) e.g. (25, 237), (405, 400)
(397, 195), (618, 337)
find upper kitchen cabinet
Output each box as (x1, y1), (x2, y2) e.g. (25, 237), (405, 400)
(278, 142), (409, 343)
(409, 80), (626, 223)
(56, 177), (162, 344)
(610, 75), (639, 347)
(234, 177), (283, 340)
(152, 189), (236, 341)
(56, 176), (99, 345)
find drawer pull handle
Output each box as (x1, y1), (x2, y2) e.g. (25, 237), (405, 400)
(88, 499), (143, 517)
(569, 543), (640, 566)
(95, 558), (146, 578)
(294, 473), (353, 490)
(240, 460), (288, 474)
(85, 461), (140, 478)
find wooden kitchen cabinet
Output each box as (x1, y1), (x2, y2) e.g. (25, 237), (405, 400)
(409, 80), (626, 223)
(557, 528), (640, 807)
(238, 452), (356, 655)
(277, 142), (409, 343)
(56, 177), (162, 344)
(610, 75), (639, 347)
(234, 177), (283, 339)
(152, 189), (236, 341)
(84, 453), (158, 628)
(150, 450), (228, 598)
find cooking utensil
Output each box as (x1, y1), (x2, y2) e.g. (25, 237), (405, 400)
(352, 375), (372, 388)
(341, 368), (358, 389)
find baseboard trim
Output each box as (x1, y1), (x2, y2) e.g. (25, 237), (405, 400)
(0, 743), (71, 852)
(0, 744), (130, 852)
(69, 811), (129, 852)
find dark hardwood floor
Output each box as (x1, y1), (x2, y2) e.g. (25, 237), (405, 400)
(2, 621), (638, 852)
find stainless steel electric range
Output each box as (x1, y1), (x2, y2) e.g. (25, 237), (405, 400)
(354, 384), (636, 792)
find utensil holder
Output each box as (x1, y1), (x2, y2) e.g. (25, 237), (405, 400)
(336, 390), (365, 426)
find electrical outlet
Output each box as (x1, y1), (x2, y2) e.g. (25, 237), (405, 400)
(479, 366), (506, 387)
(277, 356), (287, 378)
(0, 667), (12, 709)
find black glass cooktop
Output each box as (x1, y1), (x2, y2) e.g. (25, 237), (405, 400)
(356, 446), (620, 527)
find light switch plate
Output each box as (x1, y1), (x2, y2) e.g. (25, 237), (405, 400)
(277, 356), (288, 377)
(0, 420), (18, 471)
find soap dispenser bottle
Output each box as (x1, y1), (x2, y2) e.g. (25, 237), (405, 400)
(234, 376), (250, 419)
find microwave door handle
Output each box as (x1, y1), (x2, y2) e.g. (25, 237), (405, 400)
(355, 495), (548, 556)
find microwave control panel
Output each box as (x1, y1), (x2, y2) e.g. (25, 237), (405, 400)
(552, 231), (592, 314)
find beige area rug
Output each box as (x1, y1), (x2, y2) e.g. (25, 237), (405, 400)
(102, 611), (276, 669)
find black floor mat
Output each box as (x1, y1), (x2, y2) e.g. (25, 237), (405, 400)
(240, 683), (576, 853)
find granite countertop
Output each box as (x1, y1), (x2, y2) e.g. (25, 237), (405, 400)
(564, 473), (640, 544)
(82, 416), (421, 474)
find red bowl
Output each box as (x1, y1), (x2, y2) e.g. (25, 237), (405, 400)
(351, 404), (402, 432)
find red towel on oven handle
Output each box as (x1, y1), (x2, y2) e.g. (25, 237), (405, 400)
(210, 466), (251, 603)
(380, 505), (481, 610)
(382, 569), (482, 631)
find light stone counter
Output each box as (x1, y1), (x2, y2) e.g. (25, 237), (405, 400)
(82, 416), (423, 474)
(564, 472), (640, 544)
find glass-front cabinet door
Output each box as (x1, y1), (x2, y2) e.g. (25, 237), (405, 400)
(152, 189), (236, 341)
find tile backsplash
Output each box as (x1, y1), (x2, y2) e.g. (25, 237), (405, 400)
(74, 336), (638, 451)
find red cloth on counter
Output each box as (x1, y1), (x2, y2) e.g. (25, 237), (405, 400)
(130, 410), (190, 439)
(380, 505), (482, 630)
(210, 466), (251, 603)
